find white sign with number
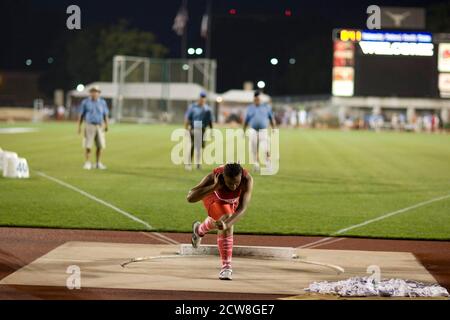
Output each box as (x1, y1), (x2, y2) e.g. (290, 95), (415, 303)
(0, 151), (18, 170)
(3, 156), (30, 179)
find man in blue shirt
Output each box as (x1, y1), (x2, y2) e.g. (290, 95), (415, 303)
(184, 92), (214, 170)
(77, 86), (109, 170)
(243, 91), (276, 172)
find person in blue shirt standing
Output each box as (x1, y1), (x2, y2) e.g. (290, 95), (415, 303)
(77, 86), (109, 170)
(184, 92), (214, 170)
(243, 91), (276, 172)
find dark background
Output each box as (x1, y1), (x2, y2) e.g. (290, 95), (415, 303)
(0, 0), (449, 97)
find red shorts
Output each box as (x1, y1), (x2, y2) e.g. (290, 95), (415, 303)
(202, 193), (238, 221)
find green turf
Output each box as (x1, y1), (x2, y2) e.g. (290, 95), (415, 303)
(1, 122), (449, 240)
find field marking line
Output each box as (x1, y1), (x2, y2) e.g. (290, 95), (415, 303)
(299, 192), (450, 249)
(140, 232), (179, 245)
(303, 237), (346, 249)
(35, 171), (179, 245)
(298, 237), (333, 249)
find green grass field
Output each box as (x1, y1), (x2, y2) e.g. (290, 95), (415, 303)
(1, 122), (449, 240)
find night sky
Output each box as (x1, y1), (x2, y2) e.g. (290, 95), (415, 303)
(1, 0), (448, 95)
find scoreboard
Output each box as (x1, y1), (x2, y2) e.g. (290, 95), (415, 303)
(332, 29), (449, 98)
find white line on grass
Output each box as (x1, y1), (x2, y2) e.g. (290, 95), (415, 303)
(140, 232), (179, 245)
(301, 237), (346, 249)
(37, 171), (181, 244)
(299, 192), (450, 249)
(36, 171), (154, 230)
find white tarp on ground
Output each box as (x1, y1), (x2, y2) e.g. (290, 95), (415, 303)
(305, 277), (449, 298)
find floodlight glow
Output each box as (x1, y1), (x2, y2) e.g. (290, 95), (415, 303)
(270, 58), (279, 65)
(182, 64), (190, 71)
(76, 84), (85, 92)
(257, 81), (266, 89)
(196, 48), (203, 55)
(187, 48), (195, 55)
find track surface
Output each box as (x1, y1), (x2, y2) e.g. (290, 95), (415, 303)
(0, 227), (449, 300)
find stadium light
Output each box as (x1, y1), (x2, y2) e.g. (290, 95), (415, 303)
(25, 59), (32, 66)
(76, 84), (85, 92)
(270, 58), (279, 66)
(48, 57), (54, 64)
(187, 48), (195, 55)
(216, 96), (223, 103)
(196, 48), (203, 55)
(182, 64), (190, 71)
(289, 58), (296, 65)
(257, 81), (266, 89)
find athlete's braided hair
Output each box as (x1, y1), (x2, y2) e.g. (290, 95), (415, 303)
(224, 163), (243, 177)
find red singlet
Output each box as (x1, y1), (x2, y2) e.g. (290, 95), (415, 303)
(202, 166), (249, 221)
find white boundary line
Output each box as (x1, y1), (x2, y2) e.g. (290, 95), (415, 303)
(36, 171), (179, 245)
(299, 192), (450, 249)
(140, 232), (179, 245)
(301, 237), (346, 249)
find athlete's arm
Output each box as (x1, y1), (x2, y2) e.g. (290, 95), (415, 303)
(223, 175), (253, 228)
(186, 173), (221, 203)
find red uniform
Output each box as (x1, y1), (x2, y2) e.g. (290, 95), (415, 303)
(202, 166), (249, 221)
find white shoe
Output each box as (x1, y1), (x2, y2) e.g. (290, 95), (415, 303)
(191, 221), (202, 249)
(185, 164), (192, 171)
(219, 268), (233, 281)
(83, 161), (92, 170)
(96, 162), (107, 170)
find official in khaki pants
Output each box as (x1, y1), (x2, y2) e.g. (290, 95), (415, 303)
(77, 86), (109, 170)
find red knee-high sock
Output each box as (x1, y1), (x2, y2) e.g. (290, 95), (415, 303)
(217, 234), (233, 270)
(197, 217), (216, 237)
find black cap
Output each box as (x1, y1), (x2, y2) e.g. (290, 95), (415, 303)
(254, 91), (261, 98)
(200, 92), (207, 98)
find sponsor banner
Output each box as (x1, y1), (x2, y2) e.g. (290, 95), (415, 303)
(332, 41), (355, 96)
(335, 29), (432, 43)
(332, 67), (354, 96)
(439, 73), (450, 98)
(438, 43), (450, 72)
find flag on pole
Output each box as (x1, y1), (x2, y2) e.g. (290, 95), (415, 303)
(201, 14), (209, 38)
(173, 4), (189, 36)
